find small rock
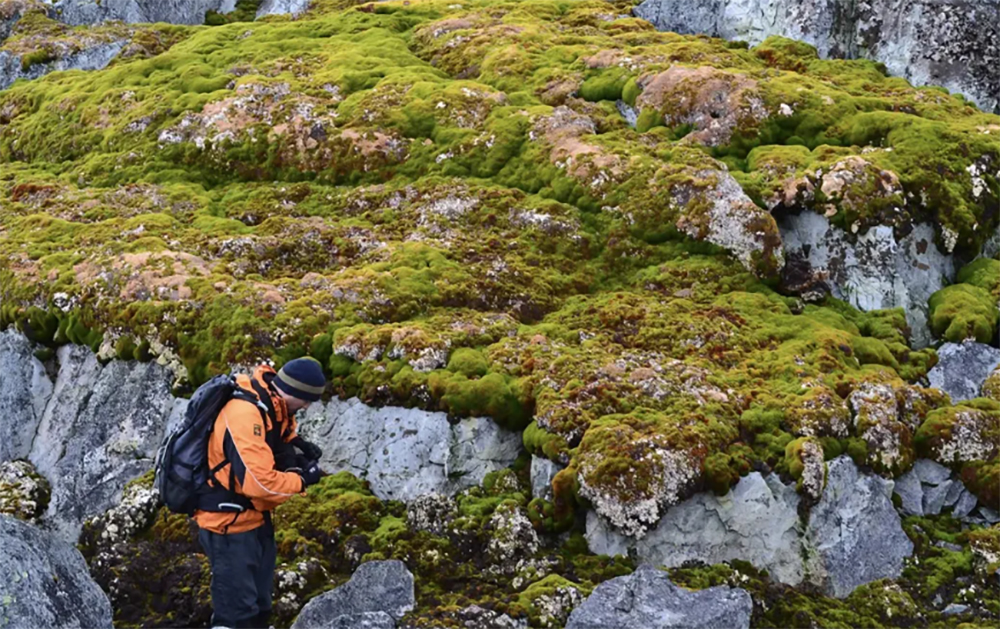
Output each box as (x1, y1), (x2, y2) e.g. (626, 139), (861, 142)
(913, 459), (953, 486)
(942, 603), (970, 616)
(0, 460), (50, 522)
(923, 480), (954, 516)
(565, 564), (752, 629)
(892, 469), (924, 516)
(291, 560), (414, 629)
(953, 489), (979, 518)
(927, 341), (1000, 403)
(530, 456), (563, 501)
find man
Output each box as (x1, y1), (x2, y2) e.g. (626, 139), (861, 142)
(195, 357), (327, 629)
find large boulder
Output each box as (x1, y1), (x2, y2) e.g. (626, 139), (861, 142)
(565, 564), (752, 629)
(43, 0), (237, 26)
(586, 457), (913, 597)
(633, 0), (1000, 113)
(256, 0), (311, 18)
(805, 456), (913, 598)
(298, 397), (523, 502)
(586, 471), (805, 585)
(27, 344), (181, 541)
(928, 341), (1000, 403)
(0, 40), (127, 92)
(0, 330), (53, 462)
(779, 212), (953, 347)
(0, 515), (113, 629)
(291, 560), (415, 629)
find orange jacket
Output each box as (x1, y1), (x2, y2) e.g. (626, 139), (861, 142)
(194, 365), (305, 534)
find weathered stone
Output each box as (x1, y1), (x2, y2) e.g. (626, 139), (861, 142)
(913, 458), (953, 485)
(779, 212), (954, 348)
(81, 474), (159, 552)
(953, 489), (979, 518)
(0, 459), (50, 521)
(806, 456), (913, 598)
(0, 514), (113, 629)
(0, 330), (53, 462)
(893, 468), (924, 516)
(405, 493), (456, 536)
(298, 397), (522, 501)
(0, 39), (127, 91)
(565, 564), (752, 629)
(586, 472), (805, 585)
(291, 560), (415, 629)
(256, 0), (311, 18)
(43, 0), (236, 26)
(633, 0), (1000, 113)
(927, 341), (1000, 403)
(28, 345), (176, 542)
(923, 480), (954, 515)
(530, 455), (563, 501)
(487, 503), (540, 572)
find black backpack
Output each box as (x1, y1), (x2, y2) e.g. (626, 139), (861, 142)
(154, 374), (270, 515)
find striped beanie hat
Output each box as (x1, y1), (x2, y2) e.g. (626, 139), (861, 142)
(274, 357), (326, 402)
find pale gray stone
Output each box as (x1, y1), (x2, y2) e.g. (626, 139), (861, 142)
(927, 341), (1000, 403)
(922, 480), (954, 516)
(952, 489), (979, 518)
(586, 472), (805, 586)
(43, 0), (237, 25)
(913, 459), (953, 485)
(633, 0), (999, 113)
(298, 397), (523, 501)
(291, 560), (414, 629)
(531, 455), (563, 501)
(256, 0), (312, 18)
(0, 330), (52, 462)
(0, 39), (127, 91)
(806, 456), (913, 598)
(0, 515), (113, 629)
(892, 469), (924, 516)
(779, 213), (954, 348)
(565, 564), (752, 629)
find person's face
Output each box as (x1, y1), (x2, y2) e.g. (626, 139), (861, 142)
(277, 389), (312, 414)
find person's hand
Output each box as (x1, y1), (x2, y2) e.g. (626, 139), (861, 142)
(298, 461), (323, 488)
(291, 436), (323, 461)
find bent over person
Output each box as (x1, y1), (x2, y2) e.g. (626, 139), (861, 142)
(195, 358), (327, 629)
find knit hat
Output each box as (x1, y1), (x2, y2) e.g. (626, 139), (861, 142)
(274, 357), (326, 402)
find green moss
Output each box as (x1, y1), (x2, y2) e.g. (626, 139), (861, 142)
(928, 284), (999, 343)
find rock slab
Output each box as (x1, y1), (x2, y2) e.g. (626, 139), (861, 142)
(565, 564), (752, 629)
(805, 456), (913, 598)
(298, 397), (523, 502)
(587, 456), (913, 598)
(0, 514), (113, 629)
(291, 560), (415, 629)
(927, 341), (1000, 403)
(0, 330), (53, 462)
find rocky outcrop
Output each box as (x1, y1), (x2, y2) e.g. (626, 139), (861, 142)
(565, 564), (752, 629)
(25, 344), (182, 542)
(586, 471), (805, 585)
(256, 0), (311, 18)
(0, 39), (127, 92)
(806, 456), (913, 597)
(779, 212), (954, 347)
(297, 397), (523, 502)
(928, 341), (1000, 403)
(0, 330), (51, 462)
(291, 560), (415, 629)
(0, 514), (113, 629)
(633, 0), (1000, 113)
(586, 456), (912, 597)
(0, 459), (50, 521)
(893, 458), (998, 523)
(42, 0), (236, 26)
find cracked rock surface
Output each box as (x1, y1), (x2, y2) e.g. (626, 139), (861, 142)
(298, 396), (523, 501)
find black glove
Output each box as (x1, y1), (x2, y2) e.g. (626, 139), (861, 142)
(298, 461), (323, 488)
(291, 436), (323, 461)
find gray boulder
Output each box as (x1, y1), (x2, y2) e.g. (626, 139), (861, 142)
(27, 344), (178, 542)
(256, 0), (312, 18)
(565, 564), (752, 629)
(297, 397), (523, 502)
(779, 212), (953, 347)
(530, 455), (563, 501)
(0, 515), (113, 629)
(927, 341), (1000, 403)
(806, 456), (913, 598)
(291, 560), (415, 629)
(587, 457), (912, 598)
(893, 458), (986, 520)
(0, 330), (52, 462)
(586, 471), (805, 585)
(0, 39), (127, 91)
(43, 0), (236, 25)
(633, 0), (1000, 113)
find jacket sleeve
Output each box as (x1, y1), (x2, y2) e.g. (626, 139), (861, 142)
(220, 401), (304, 501)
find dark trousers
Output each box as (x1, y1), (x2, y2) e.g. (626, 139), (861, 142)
(198, 520), (276, 628)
